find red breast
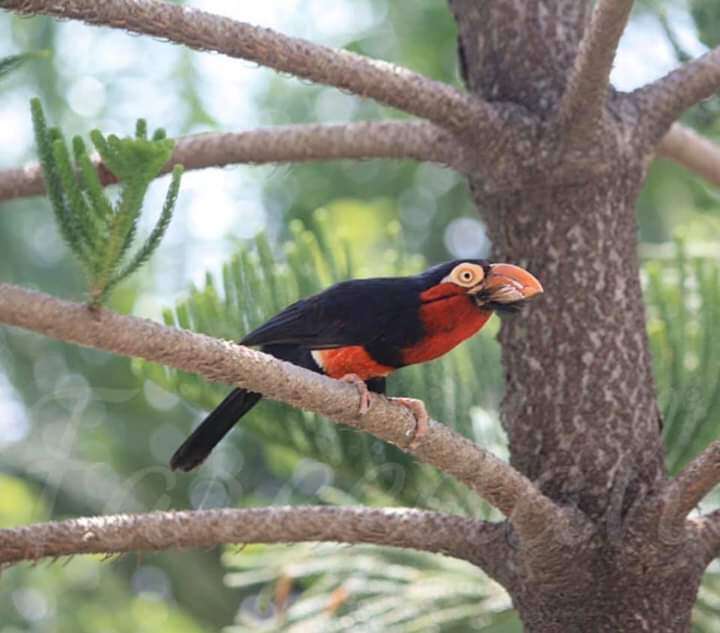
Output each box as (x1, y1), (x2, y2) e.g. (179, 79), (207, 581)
(312, 346), (394, 381)
(402, 292), (492, 365)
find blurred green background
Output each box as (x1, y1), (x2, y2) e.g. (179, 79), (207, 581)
(2, 1), (720, 631)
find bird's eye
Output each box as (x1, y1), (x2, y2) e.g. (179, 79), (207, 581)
(448, 263), (484, 287)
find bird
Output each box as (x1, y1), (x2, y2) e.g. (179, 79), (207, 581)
(169, 259), (543, 471)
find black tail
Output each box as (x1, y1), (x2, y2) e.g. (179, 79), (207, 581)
(170, 389), (262, 471)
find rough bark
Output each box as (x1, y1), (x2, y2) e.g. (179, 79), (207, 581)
(632, 45), (720, 148)
(0, 507), (507, 573)
(557, 0), (633, 136)
(449, 1), (715, 630)
(451, 0), (665, 522)
(0, 121), (470, 203)
(661, 441), (720, 534)
(697, 510), (720, 562)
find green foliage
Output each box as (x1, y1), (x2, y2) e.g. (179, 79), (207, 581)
(136, 214), (504, 514)
(223, 544), (518, 632)
(0, 50), (48, 84)
(0, 472), (204, 632)
(0, 474), (45, 527)
(30, 99), (183, 305)
(695, 571), (720, 632)
(691, 0), (720, 48)
(645, 240), (720, 474)
(1, 555), (205, 633)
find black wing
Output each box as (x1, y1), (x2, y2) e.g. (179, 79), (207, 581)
(240, 277), (423, 350)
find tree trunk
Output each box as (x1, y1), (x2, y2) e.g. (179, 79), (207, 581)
(512, 561), (704, 632)
(450, 1), (710, 630)
(486, 171), (667, 518)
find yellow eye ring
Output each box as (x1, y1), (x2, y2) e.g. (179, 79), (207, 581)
(444, 263), (485, 288)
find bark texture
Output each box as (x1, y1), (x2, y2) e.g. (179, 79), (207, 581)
(449, 0), (715, 630)
(0, 121), (470, 203)
(0, 507), (505, 571)
(452, 0), (664, 520)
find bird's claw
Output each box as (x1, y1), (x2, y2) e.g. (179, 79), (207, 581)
(340, 373), (371, 416)
(389, 397), (429, 449)
(338, 378), (429, 448)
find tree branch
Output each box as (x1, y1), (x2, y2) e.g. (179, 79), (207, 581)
(632, 46), (720, 146)
(556, 0), (634, 135)
(659, 441), (720, 540)
(0, 283), (567, 540)
(656, 123), (720, 187)
(1, 0), (501, 137)
(0, 121), (467, 203)
(695, 509), (720, 563)
(0, 506), (507, 571)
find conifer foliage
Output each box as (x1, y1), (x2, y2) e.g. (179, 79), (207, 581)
(30, 98), (183, 305)
(0, 52), (46, 83)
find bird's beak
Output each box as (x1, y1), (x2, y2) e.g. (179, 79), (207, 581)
(475, 263), (543, 305)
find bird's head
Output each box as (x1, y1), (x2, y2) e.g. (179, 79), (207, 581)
(419, 259), (543, 312)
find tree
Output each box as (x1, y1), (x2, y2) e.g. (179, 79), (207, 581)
(1, 0), (720, 630)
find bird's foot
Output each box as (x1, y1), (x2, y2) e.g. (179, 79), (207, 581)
(340, 373), (371, 415)
(389, 397), (429, 449)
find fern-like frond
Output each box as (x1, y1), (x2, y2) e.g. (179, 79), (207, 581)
(223, 544), (517, 633)
(0, 51), (49, 84)
(110, 164), (183, 288)
(51, 135), (97, 257)
(645, 240), (720, 474)
(72, 136), (113, 241)
(31, 99), (181, 305)
(31, 101), (90, 262)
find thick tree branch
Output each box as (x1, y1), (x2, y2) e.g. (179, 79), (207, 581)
(0, 121), (467, 203)
(656, 123), (720, 187)
(557, 0), (634, 135)
(0, 506), (507, 571)
(659, 441), (720, 538)
(632, 46), (720, 145)
(2, 0), (501, 137)
(0, 283), (568, 542)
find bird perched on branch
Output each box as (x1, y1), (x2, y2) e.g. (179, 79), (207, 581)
(170, 259), (542, 471)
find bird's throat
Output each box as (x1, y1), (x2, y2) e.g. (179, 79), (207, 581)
(402, 295), (492, 365)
